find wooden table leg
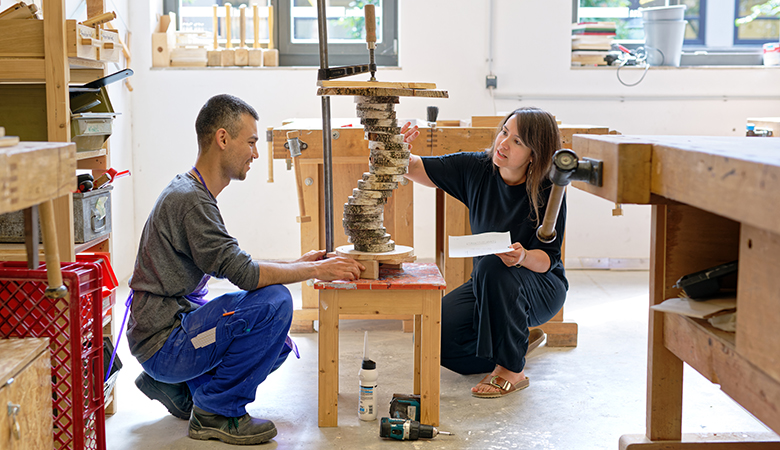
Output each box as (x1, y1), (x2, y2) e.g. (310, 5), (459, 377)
(413, 314), (422, 395)
(420, 290), (441, 427)
(318, 290), (339, 427)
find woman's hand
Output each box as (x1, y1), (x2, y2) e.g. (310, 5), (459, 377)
(496, 242), (527, 267)
(401, 122), (420, 149)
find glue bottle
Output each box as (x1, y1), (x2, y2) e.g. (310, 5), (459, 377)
(358, 331), (378, 421)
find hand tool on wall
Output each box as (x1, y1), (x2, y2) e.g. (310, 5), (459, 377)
(536, 149), (603, 243)
(221, 3), (235, 65)
(266, 126), (274, 182)
(248, 3), (264, 66)
(263, 4), (279, 66)
(379, 418), (451, 440)
(286, 131), (312, 223)
(235, 4), (249, 65)
(364, 4), (377, 81)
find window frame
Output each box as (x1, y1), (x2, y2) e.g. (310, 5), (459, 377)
(161, 0), (399, 68)
(733, 0), (780, 46)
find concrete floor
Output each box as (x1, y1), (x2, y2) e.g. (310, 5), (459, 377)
(104, 270), (775, 449)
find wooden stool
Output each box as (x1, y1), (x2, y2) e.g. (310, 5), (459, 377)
(315, 263), (446, 427)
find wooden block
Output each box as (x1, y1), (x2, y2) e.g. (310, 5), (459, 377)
(620, 433), (780, 449)
(737, 224), (780, 383)
(152, 31), (174, 67)
(360, 260), (379, 279)
(234, 47), (248, 66)
(0, 135), (20, 147)
(471, 116), (504, 128)
(207, 49), (221, 66)
(571, 134), (653, 204)
(263, 48), (279, 66)
(0, 127), (4, 137)
(319, 80), (437, 89)
(220, 48), (235, 66)
(319, 86), (449, 99)
(248, 48), (263, 66)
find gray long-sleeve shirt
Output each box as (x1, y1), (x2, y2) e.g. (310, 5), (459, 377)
(127, 173), (260, 363)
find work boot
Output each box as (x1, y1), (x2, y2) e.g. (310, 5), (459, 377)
(134, 371), (193, 420)
(189, 405), (277, 445)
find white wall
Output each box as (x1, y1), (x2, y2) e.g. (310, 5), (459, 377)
(119, 0), (780, 280)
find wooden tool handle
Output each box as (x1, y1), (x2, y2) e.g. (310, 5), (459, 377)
(364, 4), (376, 44)
(293, 157), (311, 223)
(267, 127), (274, 183)
(213, 5), (218, 50)
(239, 5), (246, 48)
(82, 11), (116, 27)
(253, 4), (260, 49)
(39, 200), (67, 299)
(268, 5), (275, 50)
(225, 3), (232, 49)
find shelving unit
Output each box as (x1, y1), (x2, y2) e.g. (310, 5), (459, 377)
(0, 0), (120, 416)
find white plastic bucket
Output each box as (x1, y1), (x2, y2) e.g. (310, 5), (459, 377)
(640, 5), (687, 21)
(643, 19), (687, 66)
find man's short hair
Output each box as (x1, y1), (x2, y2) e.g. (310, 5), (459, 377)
(195, 94), (259, 151)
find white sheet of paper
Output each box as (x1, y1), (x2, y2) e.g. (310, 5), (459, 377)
(448, 232), (512, 258)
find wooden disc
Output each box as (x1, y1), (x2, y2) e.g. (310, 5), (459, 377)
(335, 244), (414, 260)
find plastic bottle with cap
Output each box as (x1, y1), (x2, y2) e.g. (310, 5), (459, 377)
(358, 331), (378, 421)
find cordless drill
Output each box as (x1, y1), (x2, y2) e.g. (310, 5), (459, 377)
(379, 417), (452, 440)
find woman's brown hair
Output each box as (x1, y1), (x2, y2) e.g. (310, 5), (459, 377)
(485, 107), (561, 226)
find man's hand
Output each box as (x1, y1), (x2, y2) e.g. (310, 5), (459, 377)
(401, 122), (420, 148)
(315, 256), (365, 281)
(294, 249), (327, 263)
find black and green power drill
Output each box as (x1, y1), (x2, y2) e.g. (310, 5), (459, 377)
(379, 417), (452, 441)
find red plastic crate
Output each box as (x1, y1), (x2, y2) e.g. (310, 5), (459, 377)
(0, 261), (106, 450)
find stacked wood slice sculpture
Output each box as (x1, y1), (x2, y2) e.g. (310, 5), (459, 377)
(317, 82), (447, 276)
(343, 95), (408, 253)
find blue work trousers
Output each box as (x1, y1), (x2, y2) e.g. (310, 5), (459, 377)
(440, 255), (567, 374)
(141, 284), (293, 417)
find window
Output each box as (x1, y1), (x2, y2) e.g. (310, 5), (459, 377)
(734, 0), (780, 45)
(574, 0), (705, 44)
(573, 0), (778, 49)
(162, 0), (399, 67)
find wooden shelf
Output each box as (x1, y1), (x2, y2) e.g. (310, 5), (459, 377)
(76, 148), (107, 161)
(74, 234), (109, 254)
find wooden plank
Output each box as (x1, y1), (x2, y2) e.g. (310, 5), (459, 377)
(736, 224), (780, 383)
(559, 125), (610, 148)
(571, 135), (653, 204)
(471, 116), (503, 128)
(429, 127), (494, 157)
(317, 86), (448, 98)
(0, 142), (76, 214)
(273, 128), (369, 160)
(338, 290), (424, 315)
(664, 313), (780, 436)
(420, 290), (441, 427)
(318, 80), (437, 89)
(651, 138), (780, 237)
(0, 20), (44, 57)
(0, 59), (46, 81)
(300, 163), (320, 311)
(44, 0), (75, 262)
(0, 338), (50, 386)
(413, 314), (422, 394)
(621, 433), (780, 449)
(318, 290), (339, 427)
(647, 204), (684, 441)
(442, 194), (468, 296)
(86, 0), (105, 18)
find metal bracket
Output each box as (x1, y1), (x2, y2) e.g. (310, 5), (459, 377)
(284, 139), (308, 154)
(318, 64), (372, 81)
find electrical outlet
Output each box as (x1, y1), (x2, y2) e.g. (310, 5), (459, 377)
(486, 74), (497, 89)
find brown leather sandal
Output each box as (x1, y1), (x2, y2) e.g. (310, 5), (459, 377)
(471, 375), (530, 398)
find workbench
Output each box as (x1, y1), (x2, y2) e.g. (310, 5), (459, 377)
(571, 135), (780, 449)
(273, 119), (612, 345)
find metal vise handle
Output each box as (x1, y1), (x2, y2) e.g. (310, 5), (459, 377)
(536, 149), (603, 244)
